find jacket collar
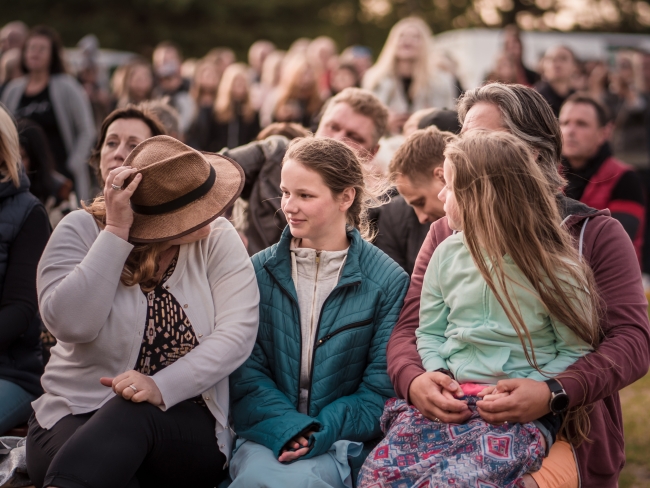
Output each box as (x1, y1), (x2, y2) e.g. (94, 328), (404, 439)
(0, 166), (30, 201)
(263, 226), (363, 302)
(561, 143), (612, 201)
(557, 194), (610, 228)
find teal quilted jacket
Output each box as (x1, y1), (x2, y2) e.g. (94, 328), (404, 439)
(230, 226), (409, 459)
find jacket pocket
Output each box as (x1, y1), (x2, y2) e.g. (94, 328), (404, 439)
(580, 399), (625, 479)
(313, 318), (373, 351)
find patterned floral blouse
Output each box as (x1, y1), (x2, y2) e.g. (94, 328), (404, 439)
(134, 251), (205, 405)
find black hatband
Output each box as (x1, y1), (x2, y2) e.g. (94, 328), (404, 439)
(130, 165), (216, 216)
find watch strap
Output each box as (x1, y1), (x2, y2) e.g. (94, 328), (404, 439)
(545, 378), (569, 415)
(545, 378), (565, 395)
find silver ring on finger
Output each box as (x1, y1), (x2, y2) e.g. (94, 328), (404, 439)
(129, 384), (138, 393)
(111, 183), (124, 191)
(433, 416), (441, 422)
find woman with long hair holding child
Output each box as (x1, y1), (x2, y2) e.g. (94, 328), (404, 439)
(358, 130), (601, 487)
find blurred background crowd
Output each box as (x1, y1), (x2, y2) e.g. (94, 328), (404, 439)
(3, 1), (650, 483)
(2, 17), (650, 271)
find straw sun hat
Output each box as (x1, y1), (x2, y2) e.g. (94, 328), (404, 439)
(121, 135), (244, 243)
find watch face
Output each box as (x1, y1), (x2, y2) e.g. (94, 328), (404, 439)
(552, 393), (570, 413)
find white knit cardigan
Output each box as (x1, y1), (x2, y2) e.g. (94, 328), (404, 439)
(34, 210), (259, 461)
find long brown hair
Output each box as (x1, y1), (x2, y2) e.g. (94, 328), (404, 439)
(445, 130), (601, 445)
(283, 137), (387, 240)
(83, 196), (170, 292)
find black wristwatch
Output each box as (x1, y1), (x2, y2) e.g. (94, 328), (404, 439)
(545, 379), (570, 415)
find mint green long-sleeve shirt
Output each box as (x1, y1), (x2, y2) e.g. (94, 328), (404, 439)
(416, 232), (592, 384)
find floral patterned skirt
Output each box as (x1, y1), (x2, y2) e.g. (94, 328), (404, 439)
(357, 397), (544, 488)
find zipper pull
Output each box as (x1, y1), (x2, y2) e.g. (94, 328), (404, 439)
(315, 251), (321, 264)
(316, 334), (331, 348)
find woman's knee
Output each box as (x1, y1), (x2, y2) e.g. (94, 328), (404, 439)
(26, 413), (88, 488)
(89, 396), (160, 432)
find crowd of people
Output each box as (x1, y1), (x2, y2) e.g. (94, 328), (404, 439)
(0, 15), (649, 488)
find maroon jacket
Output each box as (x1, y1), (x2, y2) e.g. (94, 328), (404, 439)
(387, 196), (650, 487)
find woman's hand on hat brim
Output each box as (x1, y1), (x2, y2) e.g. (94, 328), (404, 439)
(100, 370), (164, 407)
(104, 166), (142, 241)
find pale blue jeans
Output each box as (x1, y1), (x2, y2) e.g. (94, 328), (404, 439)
(229, 438), (363, 488)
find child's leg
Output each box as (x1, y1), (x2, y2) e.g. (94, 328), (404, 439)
(528, 441), (578, 488)
(358, 396), (545, 488)
(415, 397), (544, 487)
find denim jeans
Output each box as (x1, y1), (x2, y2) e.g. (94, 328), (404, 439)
(0, 379), (37, 435)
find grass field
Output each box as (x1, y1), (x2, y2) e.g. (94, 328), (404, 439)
(620, 371), (650, 487)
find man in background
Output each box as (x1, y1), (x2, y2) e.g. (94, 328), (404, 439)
(560, 92), (645, 263)
(374, 126), (454, 275)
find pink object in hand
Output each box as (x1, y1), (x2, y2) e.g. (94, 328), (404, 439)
(460, 383), (492, 396)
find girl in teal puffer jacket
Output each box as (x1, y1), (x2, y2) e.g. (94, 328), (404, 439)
(229, 137), (409, 487)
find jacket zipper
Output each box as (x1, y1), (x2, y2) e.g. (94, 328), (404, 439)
(308, 253), (321, 356)
(305, 280), (361, 414)
(313, 318), (373, 351)
(264, 264), (303, 407)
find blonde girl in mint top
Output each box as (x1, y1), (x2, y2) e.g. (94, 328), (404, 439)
(358, 131), (601, 488)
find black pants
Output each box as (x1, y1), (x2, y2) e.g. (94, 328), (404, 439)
(26, 396), (227, 488)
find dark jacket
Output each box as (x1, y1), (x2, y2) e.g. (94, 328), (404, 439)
(231, 226), (409, 461)
(373, 195), (431, 276)
(521, 65), (541, 87)
(0, 170), (49, 395)
(386, 195), (650, 487)
(187, 105), (260, 152)
(562, 143), (645, 264)
(535, 81), (575, 117)
(222, 135), (289, 255)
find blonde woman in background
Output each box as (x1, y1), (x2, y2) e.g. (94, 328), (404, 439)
(257, 50), (285, 125)
(363, 17), (456, 134)
(271, 54), (322, 128)
(116, 60), (154, 108)
(190, 59), (221, 110)
(0, 105), (50, 436)
(186, 59), (222, 145)
(187, 62), (259, 152)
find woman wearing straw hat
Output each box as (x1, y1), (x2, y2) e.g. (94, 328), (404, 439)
(25, 135), (259, 488)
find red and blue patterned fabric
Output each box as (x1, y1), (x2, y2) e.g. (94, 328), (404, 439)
(357, 397), (544, 488)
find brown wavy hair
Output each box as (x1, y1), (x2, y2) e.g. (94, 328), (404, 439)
(83, 196), (171, 292)
(445, 130), (601, 446)
(85, 105), (169, 291)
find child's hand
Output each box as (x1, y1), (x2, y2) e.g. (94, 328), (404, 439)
(477, 385), (497, 397)
(438, 378), (465, 398)
(478, 384), (511, 402)
(278, 429), (315, 463)
(481, 392), (511, 402)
